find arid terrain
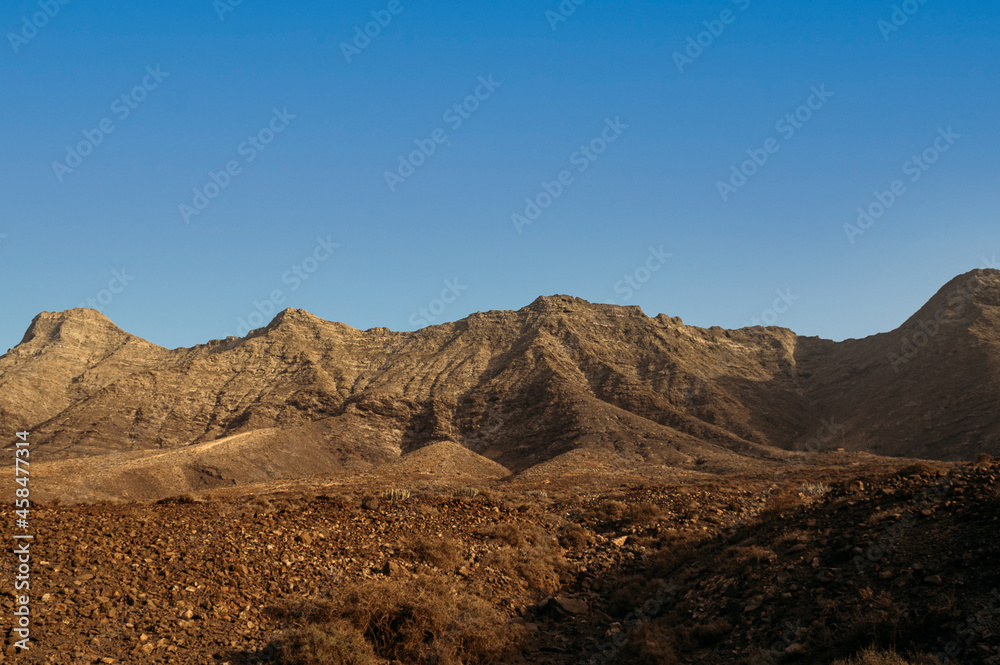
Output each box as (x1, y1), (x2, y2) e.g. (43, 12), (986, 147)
(1, 269), (999, 663)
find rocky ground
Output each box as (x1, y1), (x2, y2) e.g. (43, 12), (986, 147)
(2, 456), (997, 664)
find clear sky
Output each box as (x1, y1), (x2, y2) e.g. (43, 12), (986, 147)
(2, 0), (998, 351)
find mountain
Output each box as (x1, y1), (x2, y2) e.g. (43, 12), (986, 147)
(2, 269), (998, 500)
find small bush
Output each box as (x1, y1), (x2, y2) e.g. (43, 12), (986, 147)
(608, 576), (646, 618)
(269, 622), (378, 665)
(687, 619), (732, 647)
(801, 482), (830, 497)
(334, 574), (520, 665)
(379, 488), (411, 501)
(648, 540), (698, 578)
(590, 500), (626, 522)
(974, 452), (994, 468)
(410, 535), (464, 571)
(832, 646), (917, 665)
(557, 523), (589, 550)
(481, 544), (566, 594)
(895, 463), (936, 477)
(760, 489), (803, 516)
(623, 502), (662, 525)
(612, 620), (680, 665)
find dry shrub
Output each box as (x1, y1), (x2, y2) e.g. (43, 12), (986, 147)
(895, 462), (936, 477)
(832, 591), (914, 658)
(624, 501), (662, 525)
(588, 499), (626, 522)
(477, 522), (523, 547)
(760, 488), (803, 516)
(801, 482), (830, 497)
(832, 646), (917, 665)
(608, 575), (647, 618)
(648, 538), (698, 578)
(611, 620), (680, 665)
(334, 574), (520, 665)
(409, 535), (465, 571)
(974, 452), (995, 468)
(686, 619), (732, 647)
(481, 545), (566, 594)
(477, 524), (566, 593)
(477, 522), (553, 549)
(718, 545), (776, 577)
(557, 523), (589, 550)
(268, 622), (378, 665)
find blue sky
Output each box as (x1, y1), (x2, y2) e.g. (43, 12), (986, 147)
(2, 0), (998, 351)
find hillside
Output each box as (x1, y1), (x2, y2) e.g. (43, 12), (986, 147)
(1, 269), (998, 501)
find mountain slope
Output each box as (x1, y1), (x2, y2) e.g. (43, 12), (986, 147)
(2, 270), (998, 495)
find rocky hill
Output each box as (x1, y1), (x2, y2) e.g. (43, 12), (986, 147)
(1, 269), (998, 500)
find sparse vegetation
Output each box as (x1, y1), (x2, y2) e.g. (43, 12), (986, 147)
(268, 622), (378, 665)
(557, 522), (589, 549)
(332, 574), (520, 665)
(760, 487), (804, 515)
(831, 646), (918, 665)
(409, 534), (465, 571)
(801, 482), (830, 497)
(895, 462), (937, 477)
(379, 488), (411, 501)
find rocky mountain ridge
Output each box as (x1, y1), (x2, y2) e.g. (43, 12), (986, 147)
(1, 269), (998, 500)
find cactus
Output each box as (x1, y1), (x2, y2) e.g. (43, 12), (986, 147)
(379, 488), (411, 501)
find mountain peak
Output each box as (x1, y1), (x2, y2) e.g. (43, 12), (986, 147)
(903, 268), (1000, 330)
(19, 308), (124, 346)
(526, 295), (589, 310)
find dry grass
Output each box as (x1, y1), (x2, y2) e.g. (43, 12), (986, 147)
(648, 537), (698, 578)
(623, 501), (662, 525)
(611, 620), (680, 665)
(587, 499), (626, 522)
(801, 482), (830, 497)
(608, 575), (647, 618)
(974, 452), (995, 468)
(409, 535), (465, 571)
(481, 544), (566, 594)
(268, 622), (378, 665)
(557, 522), (590, 550)
(895, 462), (937, 477)
(760, 487), (804, 516)
(334, 574), (520, 665)
(831, 646), (918, 665)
